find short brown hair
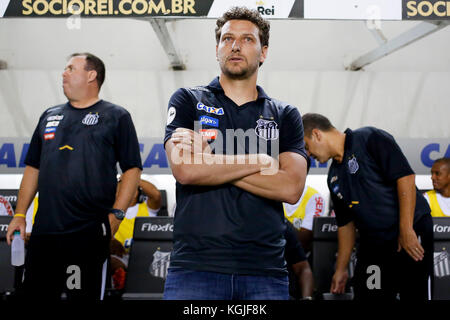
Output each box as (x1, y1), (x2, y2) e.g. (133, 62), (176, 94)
(302, 113), (335, 137)
(215, 6), (270, 48)
(70, 52), (105, 90)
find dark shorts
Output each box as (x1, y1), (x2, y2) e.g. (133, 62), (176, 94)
(21, 221), (111, 300)
(353, 214), (434, 301)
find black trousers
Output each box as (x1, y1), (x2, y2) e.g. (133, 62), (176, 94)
(21, 221), (110, 300)
(353, 214), (434, 301)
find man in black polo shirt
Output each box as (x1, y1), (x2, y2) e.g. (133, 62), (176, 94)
(6, 53), (142, 300)
(302, 113), (433, 300)
(163, 7), (307, 300)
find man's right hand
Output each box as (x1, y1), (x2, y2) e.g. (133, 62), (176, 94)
(330, 269), (348, 294)
(6, 216), (26, 245)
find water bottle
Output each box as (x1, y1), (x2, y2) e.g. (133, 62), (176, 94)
(11, 231), (25, 266)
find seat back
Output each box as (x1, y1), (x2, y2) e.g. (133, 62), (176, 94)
(432, 217), (450, 300)
(122, 217), (173, 300)
(0, 216), (15, 295)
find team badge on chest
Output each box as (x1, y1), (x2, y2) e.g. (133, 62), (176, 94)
(255, 119), (279, 141)
(82, 113), (99, 126)
(348, 155), (359, 174)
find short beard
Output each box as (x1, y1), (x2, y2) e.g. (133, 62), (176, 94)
(220, 59), (259, 80)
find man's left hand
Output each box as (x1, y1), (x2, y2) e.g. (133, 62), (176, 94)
(397, 228), (424, 262)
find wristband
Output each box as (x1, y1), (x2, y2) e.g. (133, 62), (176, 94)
(14, 214), (26, 218)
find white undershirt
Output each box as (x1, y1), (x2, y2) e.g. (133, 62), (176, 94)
(283, 187), (325, 230)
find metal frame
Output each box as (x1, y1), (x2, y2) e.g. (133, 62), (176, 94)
(349, 20), (450, 71)
(148, 19), (186, 71)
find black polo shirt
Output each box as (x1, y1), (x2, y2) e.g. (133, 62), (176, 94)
(164, 77), (307, 276)
(25, 100), (142, 235)
(328, 127), (430, 243)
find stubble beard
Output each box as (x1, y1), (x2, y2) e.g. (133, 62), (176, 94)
(220, 58), (259, 80)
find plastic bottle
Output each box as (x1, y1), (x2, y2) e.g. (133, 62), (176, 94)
(11, 231), (25, 266)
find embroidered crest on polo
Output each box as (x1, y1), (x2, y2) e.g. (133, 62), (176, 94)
(255, 119), (279, 141)
(82, 113), (99, 126)
(348, 155), (359, 174)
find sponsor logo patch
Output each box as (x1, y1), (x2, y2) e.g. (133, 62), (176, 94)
(200, 129), (217, 140)
(44, 133), (55, 140)
(46, 121), (60, 128)
(47, 115), (64, 121)
(333, 185), (339, 194)
(196, 102), (224, 115)
(199, 115), (219, 128)
(45, 127), (57, 133)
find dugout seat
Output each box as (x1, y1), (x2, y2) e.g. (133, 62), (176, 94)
(122, 216), (173, 300)
(156, 190), (168, 216)
(432, 217), (450, 300)
(0, 216), (15, 299)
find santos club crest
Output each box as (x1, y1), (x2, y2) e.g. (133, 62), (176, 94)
(82, 113), (99, 126)
(255, 119), (279, 141)
(149, 249), (171, 279)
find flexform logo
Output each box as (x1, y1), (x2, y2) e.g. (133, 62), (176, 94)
(141, 223), (173, 232)
(321, 223), (338, 232)
(434, 224), (450, 233)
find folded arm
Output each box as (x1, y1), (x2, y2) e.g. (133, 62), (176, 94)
(165, 128), (275, 186)
(231, 152), (307, 204)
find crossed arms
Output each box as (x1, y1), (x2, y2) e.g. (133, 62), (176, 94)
(165, 128), (307, 204)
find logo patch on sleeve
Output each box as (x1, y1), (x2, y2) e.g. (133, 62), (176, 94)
(167, 107), (176, 125)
